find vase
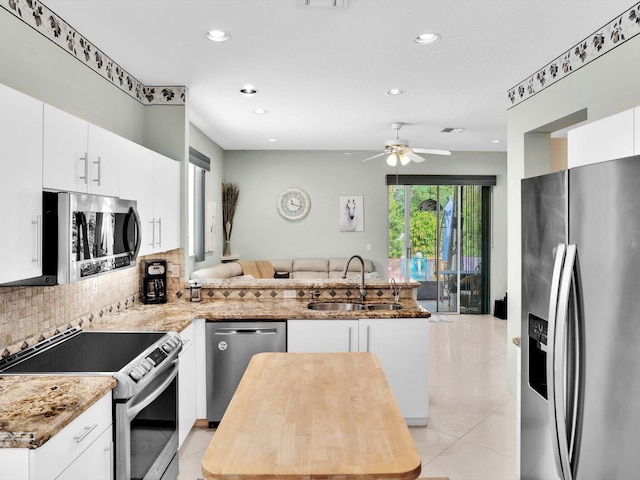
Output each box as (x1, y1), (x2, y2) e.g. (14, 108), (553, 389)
(223, 221), (232, 256)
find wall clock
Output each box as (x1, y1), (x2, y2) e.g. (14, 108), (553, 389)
(277, 187), (311, 221)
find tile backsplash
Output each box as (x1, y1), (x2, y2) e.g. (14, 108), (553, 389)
(0, 249), (184, 353)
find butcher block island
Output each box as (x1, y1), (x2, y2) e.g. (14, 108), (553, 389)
(201, 352), (422, 480)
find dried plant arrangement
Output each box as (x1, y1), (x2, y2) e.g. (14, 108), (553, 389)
(222, 182), (239, 256)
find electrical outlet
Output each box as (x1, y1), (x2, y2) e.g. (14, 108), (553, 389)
(171, 263), (180, 277)
(92, 277), (99, 294)
(366, 243), (372, 251)
(283, 290), (296, 299)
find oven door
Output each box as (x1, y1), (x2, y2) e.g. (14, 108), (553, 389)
(115, 360), (179, 480)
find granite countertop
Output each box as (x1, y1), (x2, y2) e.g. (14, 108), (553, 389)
(193, 277), (421, 290)
(0, 376), (116, 449)
(83, 297), (430, 332)
(1, 295), (429, 449)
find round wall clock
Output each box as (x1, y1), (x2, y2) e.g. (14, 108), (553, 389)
(277, 187), (311, 221)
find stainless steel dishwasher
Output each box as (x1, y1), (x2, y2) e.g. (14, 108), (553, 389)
(206, 321), (287, 425)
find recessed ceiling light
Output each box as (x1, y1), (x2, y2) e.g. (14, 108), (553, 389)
(240, 86), (258, 96)
(267, 138), (278, 142)
(490, 139), (502, 143)
(205, 30), (231, 42)
(414, 32), (441, 45)
(252, 109), (269, 115)
(385, 88), (406, 96)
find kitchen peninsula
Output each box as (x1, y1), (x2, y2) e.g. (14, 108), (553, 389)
(0, 276), (430, 479)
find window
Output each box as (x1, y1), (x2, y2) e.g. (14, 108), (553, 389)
(188, 147), (210, 261)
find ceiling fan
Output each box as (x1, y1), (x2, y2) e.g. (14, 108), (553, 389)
(362, 122), (451, 166)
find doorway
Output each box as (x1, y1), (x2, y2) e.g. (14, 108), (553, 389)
(387, 176), (493, 314)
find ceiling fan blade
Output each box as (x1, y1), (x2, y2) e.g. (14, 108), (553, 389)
(412, 148), (452, 156)
(407, 152), (426, 163)
(362, 152), (387, 162)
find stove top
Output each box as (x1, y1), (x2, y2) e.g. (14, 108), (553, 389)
(0, 327), (182, 400)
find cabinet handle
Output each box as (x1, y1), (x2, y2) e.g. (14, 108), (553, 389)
(149, 220), (155, 246)
(79, 153), (88, 184)
(73, 423), (98, 443)
(31, 216), (41, 266)
(348, 326), (352, 352)
(93, 156), (102, 186)
(366, 325), (371, 352)
(156, 218), (162, 247)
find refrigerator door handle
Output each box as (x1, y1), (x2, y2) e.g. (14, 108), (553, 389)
(546, 244), (566, 479)
(547, 243), (576, 480)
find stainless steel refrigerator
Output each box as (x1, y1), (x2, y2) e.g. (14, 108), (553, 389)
(521, 154), (640, 480)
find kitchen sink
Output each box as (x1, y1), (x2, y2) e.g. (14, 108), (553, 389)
(366, 303), (403, 311)
(307, 302), (366, 311)
(307, 302), (403, 311)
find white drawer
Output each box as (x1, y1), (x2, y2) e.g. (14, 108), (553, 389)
(31, 392), (112, 479)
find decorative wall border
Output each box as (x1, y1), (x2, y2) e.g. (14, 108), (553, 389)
(1, 0), (185, 105)
(508, 2), (640, 108)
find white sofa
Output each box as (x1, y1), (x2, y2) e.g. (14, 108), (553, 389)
(190, 257), (375, 281)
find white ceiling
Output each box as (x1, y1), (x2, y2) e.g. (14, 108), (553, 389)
(43, 0), (636, 154)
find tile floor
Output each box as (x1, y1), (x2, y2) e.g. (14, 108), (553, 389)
(177, 313), (517, 480)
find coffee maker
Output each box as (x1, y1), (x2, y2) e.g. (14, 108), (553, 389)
(143, 260), (167, 304)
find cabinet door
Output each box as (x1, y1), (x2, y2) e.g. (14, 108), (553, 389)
(55, 426), (113, 480)
(119, 141), (155, 256)
(567, 108), (635, 168)
(359, 318), (429, 425)
(87, 124), (121, 197)
(153, 153), (181, 253)
(179, 323), (197, 448)
(287, 320), (359, 352)
(31, 393), (112, 479)
(0, 83), (43, 284)
(43, 104), (89, 193)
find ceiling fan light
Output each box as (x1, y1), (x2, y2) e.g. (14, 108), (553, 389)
(414, 32), (440, 45)
(386, 153), (398, 167)
(240, 85), (258, 96)
(399, 154), (411, 166)
(205, 30), (231, 42)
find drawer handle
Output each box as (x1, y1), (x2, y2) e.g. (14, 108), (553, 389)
(74, 423), (98, 443)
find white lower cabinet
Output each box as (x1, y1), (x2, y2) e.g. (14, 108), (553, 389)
(55, 426), (113, 480)
(179, 322), (197, 448)
(287, 318), (429, 425)
(287, 320), (358, 352)
(0, 392), (113, 480)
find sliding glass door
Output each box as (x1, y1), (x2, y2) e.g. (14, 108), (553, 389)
(388, 176), (492, 314)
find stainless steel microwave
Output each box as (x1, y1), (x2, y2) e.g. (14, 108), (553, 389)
(5, 192), (141, 286)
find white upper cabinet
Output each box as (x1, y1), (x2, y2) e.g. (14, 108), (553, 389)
(86, 123), (123, 197)
(568, 108), (635, 168)
(153, 152), (181, 253)
(43, 104), (120, 196)
(0, 83), (44, 284)
(120, 147), (180, 255)
(120, 141), (155, 256)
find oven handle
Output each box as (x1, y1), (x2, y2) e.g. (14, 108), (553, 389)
(126, 359), (178, 421)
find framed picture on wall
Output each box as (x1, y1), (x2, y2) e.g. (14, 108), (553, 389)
(339, 195), (364, 232)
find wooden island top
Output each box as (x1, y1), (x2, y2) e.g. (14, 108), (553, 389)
(201, 352), (422, 480)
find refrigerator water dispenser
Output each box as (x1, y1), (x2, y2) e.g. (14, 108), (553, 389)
(528, 314), (548, 399)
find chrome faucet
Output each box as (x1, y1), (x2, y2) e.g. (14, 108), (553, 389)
(342, 255), (366, 302)
(390, 277), (401, 303)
